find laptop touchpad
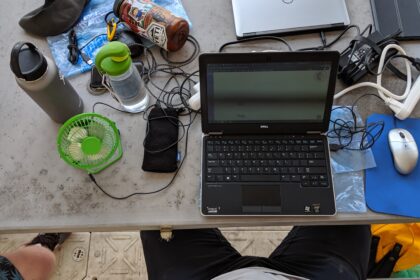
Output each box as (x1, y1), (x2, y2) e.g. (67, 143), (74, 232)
(242, 185), (281, 213)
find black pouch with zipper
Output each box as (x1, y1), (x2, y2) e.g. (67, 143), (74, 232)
(142, 107), (179, 173)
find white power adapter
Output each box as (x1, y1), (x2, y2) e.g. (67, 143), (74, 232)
(391, 76), (420, 119)
(188, 82), (201, 110)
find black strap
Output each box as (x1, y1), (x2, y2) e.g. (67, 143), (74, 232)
(10, 41), (37, 79)
(368, 238), (403, 278)
(368, 236), (380, 273)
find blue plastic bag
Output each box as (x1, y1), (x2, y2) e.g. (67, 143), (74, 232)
(328, 106), (375, 213)
(47, 0), (191, 77)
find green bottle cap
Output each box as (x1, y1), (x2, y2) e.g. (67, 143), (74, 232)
(95, 41), (131, 76)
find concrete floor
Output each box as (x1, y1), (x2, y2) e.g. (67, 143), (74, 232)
(0, 227), (292, 279)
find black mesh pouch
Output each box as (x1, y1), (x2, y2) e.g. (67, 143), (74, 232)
(142, 107), (179, 173)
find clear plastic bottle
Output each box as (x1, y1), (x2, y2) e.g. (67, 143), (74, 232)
(107, 63), (149, 112)
(96, 41), (149, 113)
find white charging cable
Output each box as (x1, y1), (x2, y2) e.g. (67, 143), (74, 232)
(377, 44), (412, 100)
(334, 44), (420, 120)
(335, 44), (411, 99)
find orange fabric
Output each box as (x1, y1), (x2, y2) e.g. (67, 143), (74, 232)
(371, 223), (420, 272)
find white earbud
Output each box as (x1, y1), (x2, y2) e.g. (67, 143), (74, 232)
(188, 82), (201, 110)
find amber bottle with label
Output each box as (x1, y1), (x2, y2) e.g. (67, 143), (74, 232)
(113, 0), (189, 52)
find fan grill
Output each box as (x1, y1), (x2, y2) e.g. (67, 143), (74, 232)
(57, 113), (120, 171)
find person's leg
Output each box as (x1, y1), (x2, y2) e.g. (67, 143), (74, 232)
(2, 245), (56, 280)
(268, 225), (371, 280)
(141, 229), (248, 280)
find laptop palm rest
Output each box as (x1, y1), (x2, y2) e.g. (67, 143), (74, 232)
(242, 185), (282, 213)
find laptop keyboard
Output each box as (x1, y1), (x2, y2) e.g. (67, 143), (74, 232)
(205, 136), (330, 187)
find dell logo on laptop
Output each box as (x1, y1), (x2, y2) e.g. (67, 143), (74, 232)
(260, 125), (269, 129)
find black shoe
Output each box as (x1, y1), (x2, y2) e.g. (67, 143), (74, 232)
(27, 233), (71, 251)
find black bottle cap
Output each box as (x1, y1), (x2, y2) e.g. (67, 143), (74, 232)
(113, 0), (124, 17)
(10, 42), (48, 81)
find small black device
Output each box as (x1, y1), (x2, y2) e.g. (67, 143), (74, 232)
(115, 30), (144, 58)
(371, 0), (420, 40)
(90, 66), (103, 88)
(88, 66), (107, 95)
(199, 51), (339, 216)
(338, 31), (400, 85)
(142, 107), (179, 173)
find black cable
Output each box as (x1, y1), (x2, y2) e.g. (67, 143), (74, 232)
(327, 94), (385, 151)
(218, 36), (293, 52)
(178, 70), (200, 111)
(141, 43), (200, 113)
(350, 93), (385, 108)
(67, 29), (79, 65)
(67, 29), (95, 65)
(324, 25), (363, 48)
(159, 36), (200, 66)
(104, 11), (120, 25)
(79, 34), (107, 50)
(367, 53), (420, 78)
(89, 112), (198, 199)
(87, 35), (201, 199)
(216, 25), (369, 54)
(92, 102), (131, 114)
(298, 25), (363, 51)
(361, 24), (373, 36)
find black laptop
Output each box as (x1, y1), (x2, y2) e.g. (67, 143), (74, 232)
(199, 51), (339, 216)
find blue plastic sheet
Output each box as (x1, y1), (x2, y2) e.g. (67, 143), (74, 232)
(47, 0), (191, 77)
(328, 107), (375, 213)
(333, 171), (367, 213)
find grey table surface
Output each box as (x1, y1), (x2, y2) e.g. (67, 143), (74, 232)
(1, 0), (419, 234)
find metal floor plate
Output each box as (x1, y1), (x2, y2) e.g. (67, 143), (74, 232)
(52, 233), (90, 280)
(86, 232), (146, 280)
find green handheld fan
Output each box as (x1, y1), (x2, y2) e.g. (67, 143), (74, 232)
(57, 113), (123, 174)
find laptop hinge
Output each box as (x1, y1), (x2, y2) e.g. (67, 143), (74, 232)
(306, 131), (322, 134)
(208, 132), (223, 135)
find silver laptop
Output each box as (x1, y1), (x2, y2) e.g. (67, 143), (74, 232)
(232, 0), (350, 38)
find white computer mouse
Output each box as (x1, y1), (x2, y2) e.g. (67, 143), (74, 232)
(388, 128), (419, 175)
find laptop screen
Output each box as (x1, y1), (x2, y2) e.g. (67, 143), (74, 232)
(206, 61), (332, 124)
(199, 51), (339, 134)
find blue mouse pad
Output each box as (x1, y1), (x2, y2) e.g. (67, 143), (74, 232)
(366, 114), (420, 218)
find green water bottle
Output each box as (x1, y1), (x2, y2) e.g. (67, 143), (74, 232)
(96, 41), (149, 113)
